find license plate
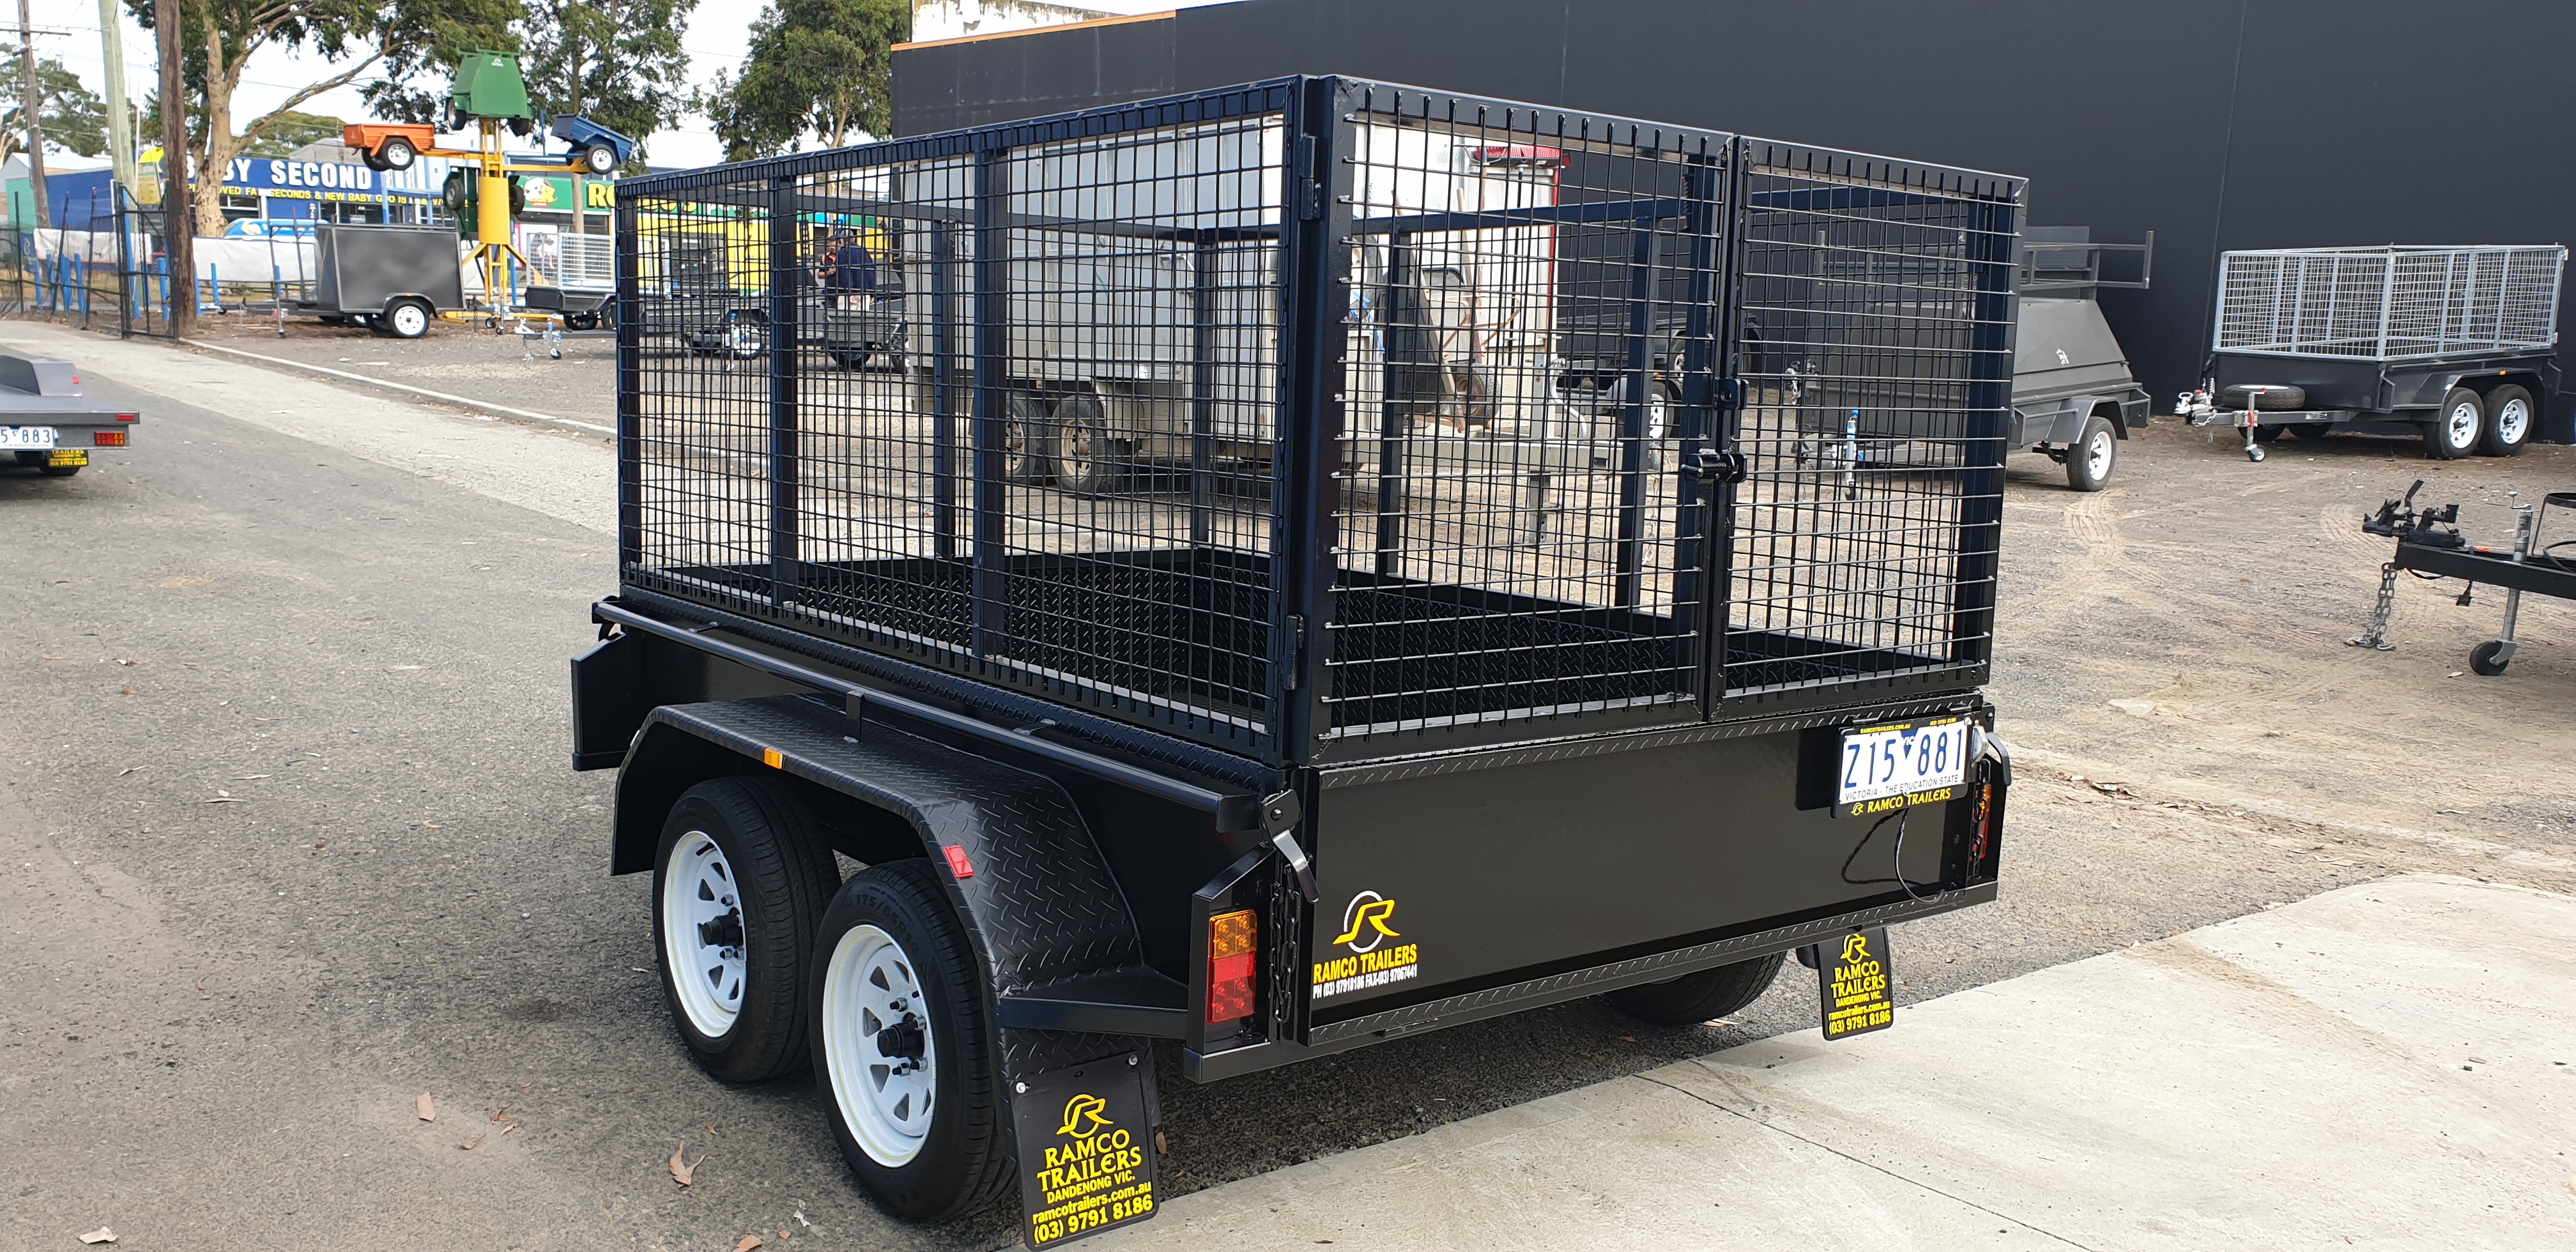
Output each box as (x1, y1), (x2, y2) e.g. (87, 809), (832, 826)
(2, 425), (57, 450)
(1836, 717), (1970, 817)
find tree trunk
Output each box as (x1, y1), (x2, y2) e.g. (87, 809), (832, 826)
(191, 10), (233, 239)
(155, 0), (190, 334)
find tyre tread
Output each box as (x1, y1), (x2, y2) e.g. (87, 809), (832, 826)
(657, 776), (840, 1083)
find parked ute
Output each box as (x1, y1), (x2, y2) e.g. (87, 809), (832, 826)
(576, 78), (2017, 1247)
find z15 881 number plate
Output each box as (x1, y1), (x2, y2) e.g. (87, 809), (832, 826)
(1836, 717), (1969, 818)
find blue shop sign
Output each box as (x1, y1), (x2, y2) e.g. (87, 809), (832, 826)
(224, 156), (441, 201)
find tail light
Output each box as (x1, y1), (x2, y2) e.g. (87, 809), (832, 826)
(1970, 778), (1999, 865)
(114, 412), (138, 422)
(93, 431), (126, 447)
(1206, 908), (1258, 1024)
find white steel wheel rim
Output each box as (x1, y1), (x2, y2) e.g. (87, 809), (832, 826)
(2085, 430), (2114, 478)
(822, 923), (937, 1166)
(662, 830), (748, 1037)
(726, 322), (762, 356)
(391, 304), (427, 336)
(2446, 401), (2480, 448)
(1644, 391), (1669, 441)
(1062, 420), (1097, 479)
(2496, 397), (2529, 443)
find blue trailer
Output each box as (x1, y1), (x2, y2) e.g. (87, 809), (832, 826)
(548, 115), (636, 176)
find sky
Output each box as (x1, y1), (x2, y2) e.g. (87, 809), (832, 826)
(22, 0), (1213, 172)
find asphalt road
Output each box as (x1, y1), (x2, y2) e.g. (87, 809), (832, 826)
(4, 328), (2569, 1251)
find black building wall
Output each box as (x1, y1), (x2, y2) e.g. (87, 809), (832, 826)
(896, 0), (2576, 415)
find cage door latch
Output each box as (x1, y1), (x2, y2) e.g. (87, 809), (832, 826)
(1684, 448), (1747, 488)
(1261, 790), (1317, 901)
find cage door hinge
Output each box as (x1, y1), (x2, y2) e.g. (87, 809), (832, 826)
(1293, 135), (1321, 220)
(1281, 614), (1305, 690)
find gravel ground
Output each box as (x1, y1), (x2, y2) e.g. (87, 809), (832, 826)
(3, 324), (2572, 1249)
(192, 312), (619, 424)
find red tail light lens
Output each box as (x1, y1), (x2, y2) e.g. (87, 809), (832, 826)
(1206, 908), (1258, 1024)
(93, 431), (127, 447)
(114, 412), (137, 422)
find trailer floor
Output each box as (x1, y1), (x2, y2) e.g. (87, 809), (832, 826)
(3, 318), (2573, 1249)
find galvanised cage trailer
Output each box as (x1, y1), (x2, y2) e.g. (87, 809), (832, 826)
(2179, 245), (2566, 462)
(571, 76), (2019, 1244)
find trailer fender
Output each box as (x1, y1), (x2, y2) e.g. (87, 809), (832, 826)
(613, 695), (1170, 1081)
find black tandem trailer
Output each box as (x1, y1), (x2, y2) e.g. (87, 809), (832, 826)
(572, 77), (2020, 1244)
(2181, 245), (2567, 462)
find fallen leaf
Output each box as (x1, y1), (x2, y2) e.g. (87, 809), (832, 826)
(116, 766), (143, 776)
(119, 687), (137, 696)
(204, 797), (243, 804)
(417, 1094), (436, 1122)
(670, 1143), (704, 1186)
(422, 821), (441, 828)
(1619, 1035), (1638, 1042)
(194, 977), (206, 991)
(501, 1122), (518, 1136)
(41, 654), (65, 660)
(458, 1133), (486, 1150)
(117, 658), (147, 666)
(779, 1230), (792, 1241)
(733, 1238), (763, 1252)
(78, 1228), (116, 1245)
(491, 1109), (517, 1124)
(234, 774), (271, 781)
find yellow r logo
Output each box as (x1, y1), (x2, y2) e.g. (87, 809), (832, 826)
(1840, 933), (1872, 965)
(1057, 1094), (1114, 1138)
(1333, 895), (1401, 952)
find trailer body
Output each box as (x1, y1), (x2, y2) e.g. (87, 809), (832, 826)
(576, 77), (2018, 1241)
(1, 353), (138, 477)
(2182, 245), (2566, 460)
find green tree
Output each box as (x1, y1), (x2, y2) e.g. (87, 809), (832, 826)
(128, 0), (516, 235)
(238, 109), (346, 158)
(521, 0), (696, 166)
(0, 45), (111, 164)
(702, 0), (907, 161)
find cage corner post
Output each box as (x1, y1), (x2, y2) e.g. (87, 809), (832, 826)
(1947, 181), (2021, 668)
(1276, 75), (1352, 766)
(615, 195), (644, 574)
(969, 144), (1009, 663)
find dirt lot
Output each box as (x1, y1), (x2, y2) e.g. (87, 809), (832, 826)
(192, 311), (619, 424)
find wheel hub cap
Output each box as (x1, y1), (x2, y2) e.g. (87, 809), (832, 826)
(661, 831), (747, 1037)
(824, 924), (937, 1165)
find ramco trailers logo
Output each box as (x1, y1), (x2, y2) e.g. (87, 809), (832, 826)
(1312, 890), (1420, 1001)
(1026, 1091), (1153, 1245)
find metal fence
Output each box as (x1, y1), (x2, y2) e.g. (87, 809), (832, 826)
(614, 77), (2020, 765)
(2214, 245), (2566, 361)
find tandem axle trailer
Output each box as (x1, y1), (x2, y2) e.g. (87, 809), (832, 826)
(572, 76), (2019, 1244)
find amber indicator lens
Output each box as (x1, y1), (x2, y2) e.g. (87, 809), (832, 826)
(1206, 909), (1258, 1024)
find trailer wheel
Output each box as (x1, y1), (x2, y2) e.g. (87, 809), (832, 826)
(2425, 388), (2483, 460)
(378, 135), (418, 171)
(2479, 385), (2534, 457)
(2064, 415), (2116, 491)
(1602, 952), (1786, 1026)
(1053, 392), (1124, 496)
(653, 778), (841, 1083)
(811, 859), (1011, 1221)
(2288, 424), (2333, 440)
(37, 462), (81, 478)
(581, 142), (620, 176)
(2470, 640), (2512, 676)
(1641, 381), (1676, 470)
(1002, 390), (1055, 484)
(381, 299), (433, 339)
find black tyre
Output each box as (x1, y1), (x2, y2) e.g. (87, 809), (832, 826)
(380, 298), (433, 339)
(38, 462), (81, 478)
(653, 777), (841, 1083)
(2479, 384), (2534, 457)
(1602, 952), (1787, 1026)
(1002, 390), (1055, 484)
(1053, 391), (1124, 495)
(811, 859), (1012, 1221)
(2470, 640), (2511, 676)
(440, 171), (470, 214)
(379, 135), (418, 171)
(2064, 414), (2117, 491)
(581, 142), (620, 176)
(2221, 383), (2306, 411)
(2425, 387), (2483, 460)
(2251, 425), (2286, 443)
(2288, 424), (2333, 440)
(1641, 381), (1676, 470)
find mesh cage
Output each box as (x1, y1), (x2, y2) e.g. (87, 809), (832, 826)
(615, 79), (2021, 765)
(1319, 89), (1729, 741)
(2214, 245), (2568, 360)
(619, 84), (1297, 752)
(1724, 144), (2018, 700)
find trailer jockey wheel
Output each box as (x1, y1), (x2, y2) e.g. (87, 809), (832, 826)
(811, 859), (1013, 1221)
(1602, 951), (1787, 1025)
(2425, 388), (2485, 461)
(2470, 640), (2513, 676)
(653, 778), (841, 1083)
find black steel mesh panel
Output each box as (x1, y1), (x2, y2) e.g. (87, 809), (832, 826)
(621, 95), (1291, 749)
(1321, 90), (1727, 738)
(1724, 149), (2016, 696)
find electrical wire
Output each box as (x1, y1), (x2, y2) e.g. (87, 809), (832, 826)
(1839, 805), (1945, 904)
